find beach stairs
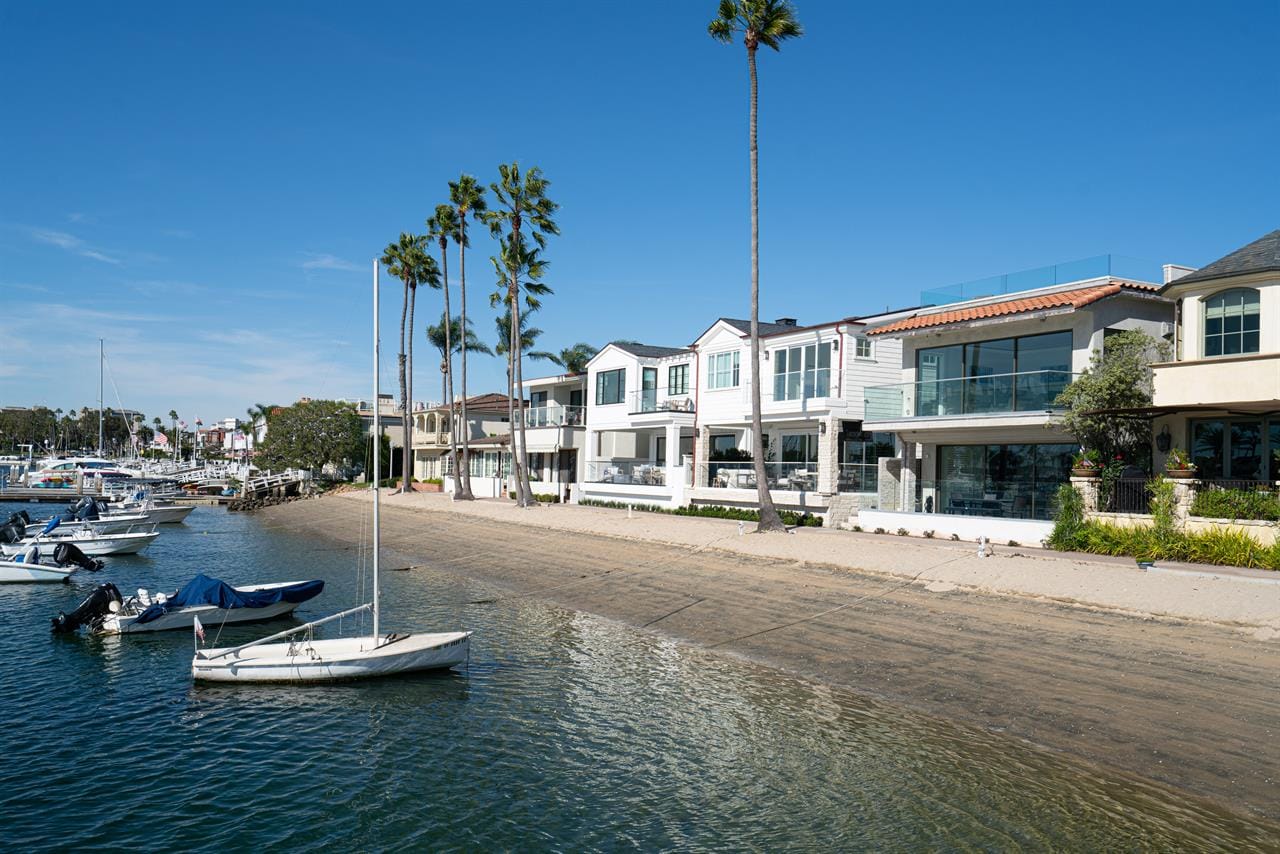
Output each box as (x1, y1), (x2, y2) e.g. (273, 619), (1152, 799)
(824, 493), (864, 530)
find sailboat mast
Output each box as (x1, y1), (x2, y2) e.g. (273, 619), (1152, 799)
(372, 259), (381, 641)
(98, 339), (104, 457)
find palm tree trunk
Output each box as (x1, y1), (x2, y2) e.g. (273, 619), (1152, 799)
(512, 289), (535, 505)
(441, 246), (461, 496)
(747, 44), (785, 533)
(457, 217), (475, 500)
(505, 316), (519, 502)
(397, 280), (409, 493)
(404, 283), (416, 493)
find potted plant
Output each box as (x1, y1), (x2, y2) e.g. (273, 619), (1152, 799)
(1164, 448), (1197, 479)
(1071, 449), (1102, 478)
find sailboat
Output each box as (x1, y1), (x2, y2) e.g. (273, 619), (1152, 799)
(191, 260), (472, 683)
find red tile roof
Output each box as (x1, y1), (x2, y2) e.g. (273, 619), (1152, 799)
(865, 281), (1159, 336)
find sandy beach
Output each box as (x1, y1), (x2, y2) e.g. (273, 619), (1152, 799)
(263, 492), (1280, 824)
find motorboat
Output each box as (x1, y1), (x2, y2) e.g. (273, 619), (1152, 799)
(52, 574), (324, 635)
(24, 456), (144, 488)
(0, 541), (104, 584)
(8, 509), (152, 538)
(0, 517), (158, 558)
(99, 493), (194, 525)
(191, 259), (470, 683)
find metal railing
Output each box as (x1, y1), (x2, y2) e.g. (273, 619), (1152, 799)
(700, 461), (818, 491)
(521, 403), (585, 428)
(864, 370), (1077, 421)
(585, 461), (668, 486)
(627, 391), (695, 415)
(1101, 477), (1153, 514)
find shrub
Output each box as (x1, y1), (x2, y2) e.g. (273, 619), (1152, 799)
(923, 530), (934, 539)
(1149, 477), (1178, 542)
(896, 528), (908, 536)
(1190, 486), (1280, 521)
(508, 491), (561, 503)
(1046, 519), (1280, 570)
(423, 477), (443, 486)
(950, 533), (960, 541)
(873, 527), (886, 535)
(851, 525), (862, 532)
(1007, 540), (1020, 548)
(1047, 484), (1085, 550)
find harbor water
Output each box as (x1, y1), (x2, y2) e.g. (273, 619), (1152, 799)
(0, 502), (1275, 851)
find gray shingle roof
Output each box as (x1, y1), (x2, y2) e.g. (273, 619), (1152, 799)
(717, 317), (799, 337)
(1172, 229), (1280, 286)
(609, 342), (691, 359)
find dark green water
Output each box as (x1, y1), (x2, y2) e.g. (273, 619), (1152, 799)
(0, 503), (1275, 851)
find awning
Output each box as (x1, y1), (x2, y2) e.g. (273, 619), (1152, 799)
(1084, 403), (1280, 418)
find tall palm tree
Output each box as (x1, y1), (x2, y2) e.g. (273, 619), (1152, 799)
(449, 174), (488, 501)
(483, 164), (559, 507)
(427, 205), (461, 491)
(546, 343), (598, 375)
(488, 231), (554, 505)
(381, 232), (431, 492)
(168, 409), (179, 463)
(427, 314), (494, 487)
(709, 0), (802, 533)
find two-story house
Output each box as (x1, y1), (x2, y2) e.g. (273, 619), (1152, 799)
(687, 317), (902, 518)
(520, 371), (588, 501)
(1150, 229), (1280, 481)
(859, 258), (1174, 540)
(580, 342), (697, 507)
(412, 392), (513, 497)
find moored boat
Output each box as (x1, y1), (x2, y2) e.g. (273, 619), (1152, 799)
(0, 525), (159, 558)
(0, 541), (104, 584)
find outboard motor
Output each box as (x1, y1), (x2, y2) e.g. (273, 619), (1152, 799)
(53, 542), (104, 572)
(51, 583), (122, 633)
(0, 521), (24, 545)
(74, 501), (100, 522)
(5, 510), (31, 528)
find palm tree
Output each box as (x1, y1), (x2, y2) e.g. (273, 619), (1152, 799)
(381, 232), (431, 492)
(483, 164), (559, 506)
(449, 174), (488, 501)
(546, 343), (598, 375)
(488, 231), (554, 505)
(427, 205), (461, 490)
(427, 314), (494, 487)
(709, 0), (802, 533)
(168, 409), (179, 463)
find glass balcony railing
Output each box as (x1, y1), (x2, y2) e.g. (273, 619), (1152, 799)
(521, 403), (585, 428)
(585, 461), (667, 485)
(627, 390), (695, 414)
(699, 461), (818, 492)
(919, 255), (1163, 307)
(864, 370), (1077, 421)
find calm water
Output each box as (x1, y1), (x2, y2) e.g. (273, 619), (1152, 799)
(0, 501), (1275, 851)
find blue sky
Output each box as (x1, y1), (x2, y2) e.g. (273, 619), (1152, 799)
(2, 0), (1276, 422)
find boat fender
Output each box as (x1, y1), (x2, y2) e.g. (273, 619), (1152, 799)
(51, 583), (123, 633)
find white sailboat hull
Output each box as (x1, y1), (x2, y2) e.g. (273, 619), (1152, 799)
(192, 631), (471, 683)
(0, 560), (75, 583)
(1, 530), (159, 557)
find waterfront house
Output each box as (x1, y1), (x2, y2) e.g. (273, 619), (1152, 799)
(1149, 229), (1280, 480)
(686, 317), (902, 520)
(580, 342), (697, 508)
(519, 371), (587, 502)
(412, 393), (513, 497)
(858, 257), (1174, 541)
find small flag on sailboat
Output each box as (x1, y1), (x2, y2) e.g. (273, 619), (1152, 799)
(193, 615), (206, 644)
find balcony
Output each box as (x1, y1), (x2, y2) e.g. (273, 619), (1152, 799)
(699, 461), (818, 492)
(627, 391), (695, 416)
(521, 403), (585, 428)
(864, 370), (1076, 423)
(585, 460), (668, 486)
(1152, 353), (1280, 410)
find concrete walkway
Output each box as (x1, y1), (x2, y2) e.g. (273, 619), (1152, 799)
(346, 489), (1280, 637)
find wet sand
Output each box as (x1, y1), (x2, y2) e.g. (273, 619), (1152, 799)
(263, 496), (1280, 825)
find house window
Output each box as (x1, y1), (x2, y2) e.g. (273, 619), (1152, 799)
(916, 330), (1072, 416)
(1204, 288), (1260, 357)
(709, 434), (738, 459)
(855, 338), (873, 359)
(595, 369), (625, 405)
(668, 363), (689, 395)
(708, 352), (740, 389)
(935, 443), (1076, 521)
(780, 433), (819, 464)
(772, 343), (831, 400)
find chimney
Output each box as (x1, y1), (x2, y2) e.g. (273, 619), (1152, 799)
(773, 317), (798, 327)
(1163, 264), (1195, 285)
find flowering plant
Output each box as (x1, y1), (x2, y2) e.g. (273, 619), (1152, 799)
(1072, 449), (1102, 470)
(1164, 448), (1196, 472)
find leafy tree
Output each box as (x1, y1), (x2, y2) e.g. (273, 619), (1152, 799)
(257, 399), (364, 472)
(426, 313), (493, 491)
(449, 174), (488, 501)
(1055, 329), (1170, 465)
(381, 232), (434, 493)
(709, 0), (802, 533)
(483, 164), (559, 506)
(546, 343), (598, 375)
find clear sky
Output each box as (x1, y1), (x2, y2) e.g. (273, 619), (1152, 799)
(2, 0), (1276, 423)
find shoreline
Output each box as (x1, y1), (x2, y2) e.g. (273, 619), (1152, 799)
(263, 493), (1280, 825)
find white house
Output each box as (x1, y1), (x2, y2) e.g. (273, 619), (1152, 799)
(859, 260), (1174, 540)
(1149, 229), (1280, 480)
(520, 371), (588, 502)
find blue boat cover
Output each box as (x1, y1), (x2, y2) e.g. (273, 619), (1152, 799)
(133, 574), (324, 624)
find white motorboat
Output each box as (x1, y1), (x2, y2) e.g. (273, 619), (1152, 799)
(15, 512), (153, 537)
(0, 541), (104, 584)
(0, 525), (158, 558)
(24, 456), (144, 489)
(75, 495), (194, 525)
(52, 575), (325, 635)
(192, 259), (470, 683)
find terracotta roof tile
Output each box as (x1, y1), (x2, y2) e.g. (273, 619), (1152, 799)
(866, 280), (1159, 336)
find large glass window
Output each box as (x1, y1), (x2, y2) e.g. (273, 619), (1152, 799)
(708, 352), (740, 389)
(1192, 418), (1273, 481)
(668, 364), (689, 395)
(916, 330), (1072, 416)
(781, 433), (819, 464)
(595, 369), (624, 405)
(773, 342), (831, 400)
(1204, 288), (1260, 357)
(839, 428), (893, 493)
(934, 443), (1075, 521)
(709, 434), (738, 459)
